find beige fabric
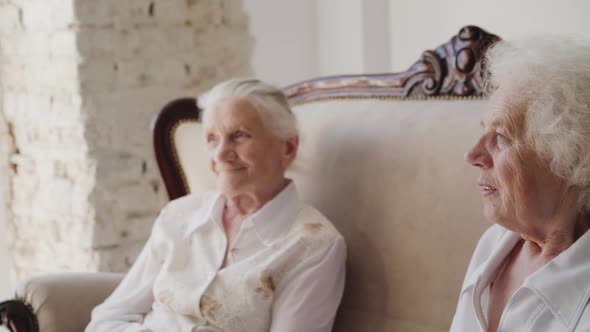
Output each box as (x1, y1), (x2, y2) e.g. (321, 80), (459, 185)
(16, 272), (123, 332)
(173, 98), (491, 332)
(174, 123), (216, 192)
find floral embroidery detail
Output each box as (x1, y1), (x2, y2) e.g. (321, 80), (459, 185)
(304, 223), (323, 234)
(156, 288), (174, 306)
(200, 294), (221, 320)
(255, 270), (275, 299)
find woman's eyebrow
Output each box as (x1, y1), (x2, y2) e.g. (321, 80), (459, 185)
(480, 118), (505, 130)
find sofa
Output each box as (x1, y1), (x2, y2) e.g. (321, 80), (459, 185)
(0, 25), (499, 332)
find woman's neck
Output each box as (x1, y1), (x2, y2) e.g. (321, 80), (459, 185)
(224, 179), (290, 217)
(520, 213), (590, 264)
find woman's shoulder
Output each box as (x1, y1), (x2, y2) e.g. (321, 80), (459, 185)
(289, 205), (344, 244)
(166, 191), (218, 209)
(163, 191), (218, 213)
(152, 192), (218, 232)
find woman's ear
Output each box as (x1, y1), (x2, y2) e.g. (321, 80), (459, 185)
(282, 136), (299, 167)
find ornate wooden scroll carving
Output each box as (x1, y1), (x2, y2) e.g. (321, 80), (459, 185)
(285, 25), (500, 104)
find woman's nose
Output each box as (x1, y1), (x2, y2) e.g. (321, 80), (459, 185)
(464, 137), (491, 169)
(215, 140), (236, 162)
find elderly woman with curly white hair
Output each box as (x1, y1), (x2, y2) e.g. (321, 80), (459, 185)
(85, 79), (346, 332)
(450, 38), (590, 332)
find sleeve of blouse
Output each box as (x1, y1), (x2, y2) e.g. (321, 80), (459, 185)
(270, 236), (347, 332)
(84, 207), (168, 332)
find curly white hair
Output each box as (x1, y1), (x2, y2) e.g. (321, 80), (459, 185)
(485, 37), (590, 211)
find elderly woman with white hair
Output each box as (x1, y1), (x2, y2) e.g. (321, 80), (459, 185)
(85, 79), (346, 332)
(450, 38), (590, 331)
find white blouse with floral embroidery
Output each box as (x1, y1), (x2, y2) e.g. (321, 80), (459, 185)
(85, 183), (346, 332)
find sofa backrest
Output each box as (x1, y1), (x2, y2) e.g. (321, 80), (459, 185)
(152, 25), (499, 332)
(290, 98), (487, 332)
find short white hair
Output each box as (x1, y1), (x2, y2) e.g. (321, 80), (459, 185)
(197, 78), (298, 140)
(485, 37), (590, 211)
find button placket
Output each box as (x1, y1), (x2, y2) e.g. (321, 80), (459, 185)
(196, 219), (228, 318)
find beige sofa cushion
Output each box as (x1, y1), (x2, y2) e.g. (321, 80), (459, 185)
(173, 98), (490, 332)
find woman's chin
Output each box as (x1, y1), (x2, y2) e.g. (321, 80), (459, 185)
(216, 178), (247, 195)
(483, 206), (501, 224)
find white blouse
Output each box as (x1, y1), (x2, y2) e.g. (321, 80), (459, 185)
(450, 224), (590, 332)
(85, 183), (346, 332)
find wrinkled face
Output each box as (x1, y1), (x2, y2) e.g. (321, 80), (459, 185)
(203, 97), (297, 197)
(464, 95), (570, 233)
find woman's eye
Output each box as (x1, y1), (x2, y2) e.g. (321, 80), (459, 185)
(206, 134), (218, 144)
(232, 131), (249, 140)
(495, 133), (510, 147)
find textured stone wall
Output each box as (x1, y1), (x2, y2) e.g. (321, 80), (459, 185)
(0, 55), (16, 292)
(78, 0), (252, 272)
(0, 0), (252, 280)
(0, 0), (94, 280)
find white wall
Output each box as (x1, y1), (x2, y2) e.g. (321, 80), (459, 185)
(243, 0), (392, 83)
(361, 0), (391, 73)
(317, 0), (364, 76)
(243, 0), (318, 86)
(317, 0), (391, 76)
(199, 0), (590, 87)
(389, 0), (590, 71)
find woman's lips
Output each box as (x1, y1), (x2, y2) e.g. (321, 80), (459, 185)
(479, 184), (497, 196)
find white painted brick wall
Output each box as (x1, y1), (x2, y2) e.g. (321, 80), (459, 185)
(0, 83), (16, 297)
(75, 0), (252, 273)
(0, 0), (252, 281)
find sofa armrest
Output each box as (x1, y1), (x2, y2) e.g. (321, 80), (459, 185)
(0, 272), (124, 332)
